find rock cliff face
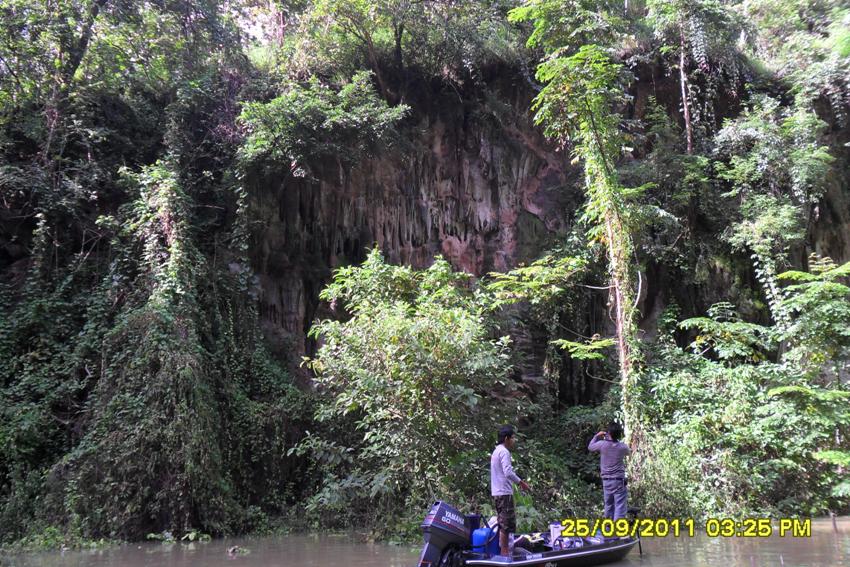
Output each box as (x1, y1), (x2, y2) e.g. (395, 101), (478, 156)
(812, 150), (850, 263)
(247, 89), (579, 360)
(245, 75), (850, 377)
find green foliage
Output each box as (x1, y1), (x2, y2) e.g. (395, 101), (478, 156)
(508, 0), (625, 52)
(513, 0), (644, 440)
(715, 95), (835, 328)
(646, 0), (741, 65)
(484, 233), (614, 408)
(486, 252), (587, 308)
(32, 160), (301, 539)
(0, 246), (115, 542)
(639, 98), (710, 199)
(520, 31), (637, 316)
(642, 0), (747, 153)
(639, 346), (843, 517)
(741, 0), (850, 123)
(290, 0), (527, 86)
(768, 382), (850, 505)
(1, 150), (311, 543)
(679, 301), (773, 363)
(726, 195), (803, 256)
(299, 249), (518, 533)
(618, 97), (708, 274)
(646, 2), (744, 94)
(0, 526), (112, 553)
(0, 0), (242, 151)
(715, 96), (834, 204)
(630, 432), (706, 519)
(815, 451), (850, 468)
(530, 45), (625, 156)
(238, 71), (408, 176)
(551, 337), (616, 361)
(639, 257), (850, 517)
(778, 257), (850, 374)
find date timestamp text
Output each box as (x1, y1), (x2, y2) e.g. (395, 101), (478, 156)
(559, 517), (812, 538)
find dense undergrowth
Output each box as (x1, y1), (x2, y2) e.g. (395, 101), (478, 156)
(1, 0), (849, 549)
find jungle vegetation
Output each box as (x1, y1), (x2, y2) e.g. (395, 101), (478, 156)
(0, 0), (848, 547)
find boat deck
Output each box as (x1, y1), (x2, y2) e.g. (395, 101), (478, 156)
(464, 537), (638, 567)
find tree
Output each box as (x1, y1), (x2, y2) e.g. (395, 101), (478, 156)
(300, 249), (517, 524)
(0, 1), (239, 161)
(305, 0), (412, 100)
(287, 0), (526, 95)
(645, 0), (743, 153)
(740, 0), (850, 125)
(778, 257), (850, 379)
(0, 2), (308, 542)
(509, 1), (644, 442)
(1, 0), (109, 158)
(715, 95), (835, 329)
(238, 70), (408, 177)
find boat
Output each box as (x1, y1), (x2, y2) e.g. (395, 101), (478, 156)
(416, 501), (638, 567)
(463, 537), (637, 567)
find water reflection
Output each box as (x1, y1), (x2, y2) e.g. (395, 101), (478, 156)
(1, 518), (847, 567)
(616, 518), (849, 567)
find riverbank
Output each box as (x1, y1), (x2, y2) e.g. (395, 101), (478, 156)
(0, 533), (420, 567)
(0, 520), (396, 556)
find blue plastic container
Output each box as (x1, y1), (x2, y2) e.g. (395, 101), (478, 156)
(471, 527), (490, 553)
(471, 527), (500, 555)
(472, 527), (491, 553)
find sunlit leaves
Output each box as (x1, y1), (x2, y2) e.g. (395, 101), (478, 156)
(679, 302), (773, 364)
(302, 249), (516, 519)
(291, 0), (526, 84)
(740, 0), (850, 124)
(238, 70), (407, 175)
(508, 0), (625, 53)
(486, 253), (586, 307)
(714, 95), (834, 204)
(645, 0), (742, 70)
(551, 337), (615, 361)
(715, 95), (835, 329)
(778, 257), (850, 373)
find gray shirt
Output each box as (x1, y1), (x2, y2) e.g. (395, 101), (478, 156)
(490, 444), (522, 496)
(588, 435), (631, 478)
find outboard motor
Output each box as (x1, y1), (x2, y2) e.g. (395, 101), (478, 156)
(417, 501), (470, 566)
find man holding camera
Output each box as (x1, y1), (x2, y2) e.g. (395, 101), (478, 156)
(588, 423), (631, 520)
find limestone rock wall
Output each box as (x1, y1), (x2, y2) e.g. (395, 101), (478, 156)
(247, 98), (578, 361)
(245, 76), (850, 382)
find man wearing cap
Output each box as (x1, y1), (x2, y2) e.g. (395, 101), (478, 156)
(491, 425), (530, 557)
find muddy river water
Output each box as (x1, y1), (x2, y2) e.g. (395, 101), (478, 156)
(1, 518), (847, 567)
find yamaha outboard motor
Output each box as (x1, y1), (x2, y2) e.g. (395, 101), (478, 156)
(417, 501), (471, 566)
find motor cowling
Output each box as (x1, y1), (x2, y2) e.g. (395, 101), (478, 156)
(417, 501), (470, 566)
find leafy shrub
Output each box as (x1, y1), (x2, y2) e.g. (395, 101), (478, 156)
(636, 275), (850, 518)
(0, 159), (312, 543)
(238, 70), (408, 176)
(297, 249), (521, 534)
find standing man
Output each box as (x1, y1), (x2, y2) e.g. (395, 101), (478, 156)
(491, 425), (530, 557)
(588, 422), (631, 520)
